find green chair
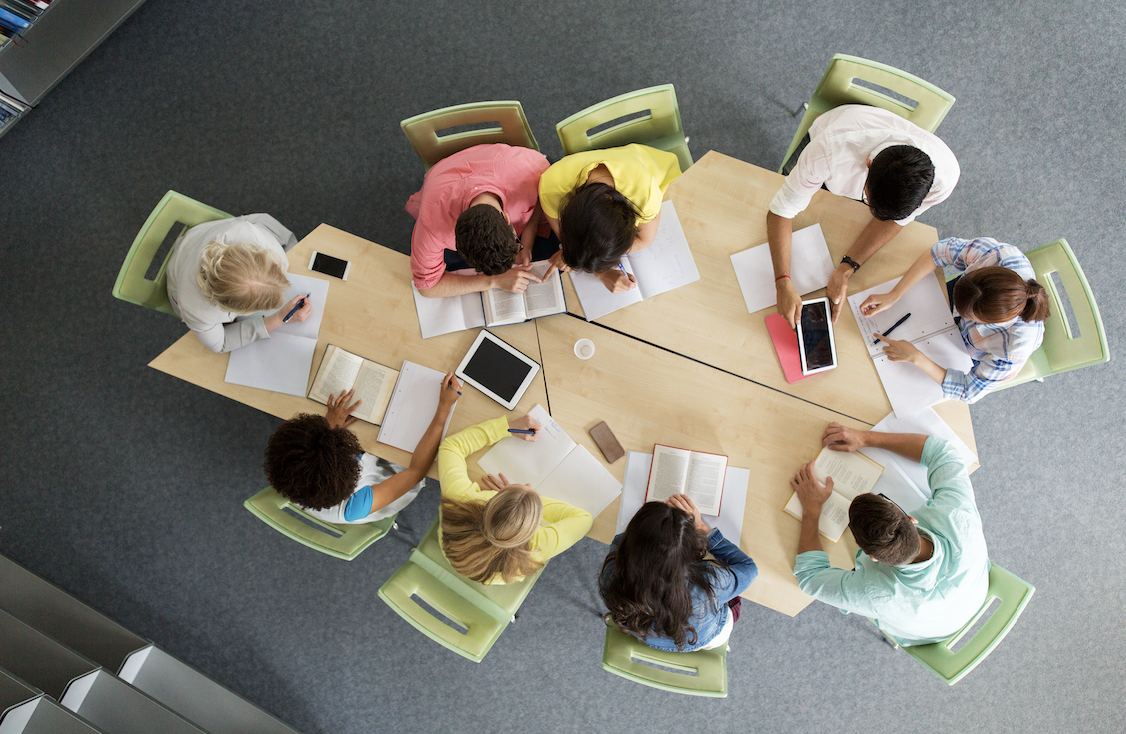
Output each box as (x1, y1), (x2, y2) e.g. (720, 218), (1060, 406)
(377, 518), (545, 663)
(400, 101), (539, 170)
(112, 190), (231, 315)
(244, 486), (396, 561)
(556, 84), (693, 173)
(888, 563), (1035, 685)
(780, 54), (956, 173)
(601, 616), (728, 697)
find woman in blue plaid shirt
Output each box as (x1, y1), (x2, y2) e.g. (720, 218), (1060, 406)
(859, 237), (1050, 403)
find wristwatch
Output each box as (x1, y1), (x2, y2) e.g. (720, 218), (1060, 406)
(841, 255), (861, 273)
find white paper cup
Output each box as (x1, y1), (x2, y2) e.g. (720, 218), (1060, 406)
(574, 338), (595, 360)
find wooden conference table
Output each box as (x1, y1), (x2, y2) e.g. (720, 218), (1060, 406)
(151, 153), (977, 617)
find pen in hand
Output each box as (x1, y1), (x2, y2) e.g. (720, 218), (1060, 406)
(873, 312), (911, 345)
(508, 428), (536, 435)
(282, 294), (310, 323)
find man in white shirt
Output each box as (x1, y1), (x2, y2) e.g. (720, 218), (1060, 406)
(767, 104), (960, 327)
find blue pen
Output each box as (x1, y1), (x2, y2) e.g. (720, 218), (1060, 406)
(873, 312), (912, 344)
(508, 428), (536, 435)
(282, 294), (310, 323)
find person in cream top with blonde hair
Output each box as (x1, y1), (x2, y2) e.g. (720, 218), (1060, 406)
(165, 213), (312, 353)
(438, 414), (593, 585)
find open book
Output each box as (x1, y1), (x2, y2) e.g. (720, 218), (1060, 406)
(412, 263), (565, 338)
(477, 404), (622, 518)
(783, 446), (884, 543)
(847, 275), (974, 418)
(645, 444), (728, 515)
(376, 361), (457, 453)
(571, 201), (700, 321)
(730, 223), (836, 314)
(308, 345), (399, 425)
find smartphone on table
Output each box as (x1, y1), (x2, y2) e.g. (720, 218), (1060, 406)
(308, 251), (351, 280)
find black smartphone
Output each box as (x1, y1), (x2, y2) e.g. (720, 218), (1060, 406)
(308, 251), (351, 280)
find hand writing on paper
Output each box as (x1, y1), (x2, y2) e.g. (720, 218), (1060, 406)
(790, 461), (833, 513)
(325, 388), (362, 429)
(438, 373), (461, 409)
(597, 268), (637, 294)
(265, 294), (313, 332)
(666, 494), (710, 534)
(507, 414), (541, 441)
(822, 422), (867, 452)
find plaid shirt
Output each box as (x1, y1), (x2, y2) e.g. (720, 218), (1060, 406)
(931, 237), (1045, 403)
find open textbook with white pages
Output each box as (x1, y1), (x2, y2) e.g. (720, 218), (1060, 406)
(847, 275), (973, 417)
(570, 200), (700, 321)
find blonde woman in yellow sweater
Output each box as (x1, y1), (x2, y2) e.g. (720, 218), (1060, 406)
(438, 414), (593, 584)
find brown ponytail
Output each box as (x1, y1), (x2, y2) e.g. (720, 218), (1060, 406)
(953, 266), (1051, 324)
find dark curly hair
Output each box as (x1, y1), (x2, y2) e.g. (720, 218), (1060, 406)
(865, 145), (935, 222)
(263, 414), (362, 509)
(559, 182), (641, 273)
(454, 204), (518, 276)
(848, 494), (920, 565)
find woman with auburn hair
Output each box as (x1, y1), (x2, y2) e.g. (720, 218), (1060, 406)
(166, 213), (312, 353)
(859, 236), (1050, 403)
(600, 496), (758, 652)
(438, 414), (592, 585)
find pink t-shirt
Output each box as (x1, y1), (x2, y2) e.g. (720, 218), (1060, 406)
(406, 144), (551, 289)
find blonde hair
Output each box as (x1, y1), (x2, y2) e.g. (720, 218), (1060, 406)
(441, 486), (544, 583)
(197, 239), (289, 314)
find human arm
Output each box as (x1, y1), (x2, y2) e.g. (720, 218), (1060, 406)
(873, 334), (948, 387)
(821, 422), (926, 463)
(437, 413), (542, 502)
(790, 461), (834, 555)
(766, 211), (802, 329)
(666, 494), (758, 598)
(531, 496), (593, 561)
(826, 218), (904, 323)
(515, 203), (542, 266)
(859, 249), (940, 317)
(262, 293), (314, 332)
(416, 266), (542, 298)
(920, 436), (975, 505)
(632, 210), (660, 252)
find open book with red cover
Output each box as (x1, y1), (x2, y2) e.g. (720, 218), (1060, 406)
(644, 444), (728, 515)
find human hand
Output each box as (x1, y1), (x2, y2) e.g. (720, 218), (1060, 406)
(481, 472), (515, 492)
(507, 414), (542, 441)
(597, 268), (637, 294)
(514, 235), (532, 267)
(438, 372), (461, 409)
(266, 294), (313, 331)
(325, 388), (361, 429)
(541, 249), (571, 281)
(790, 461), (833, 513)
(492, 264), (542, 294)
(822, 422), (867, 452)
(826, 264), (853, 323)
(860, 291), (897, 318)
(874, 334), (921, 364)
(666, 494), (710, 534)
(776, 278), (803, 330)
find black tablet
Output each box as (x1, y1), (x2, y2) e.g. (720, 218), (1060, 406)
(455, 330), (541, 409)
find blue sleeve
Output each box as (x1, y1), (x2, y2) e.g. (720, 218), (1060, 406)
(706, 528), (758, 600)
(342, 485), (373, 521)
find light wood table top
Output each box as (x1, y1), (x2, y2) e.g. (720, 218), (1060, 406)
(561, 150), (959, 428)
(149, 224), (547, 480)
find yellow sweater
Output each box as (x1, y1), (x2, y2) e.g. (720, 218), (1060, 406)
(538, 144), (681, 223)
(437, 416), (593, 584)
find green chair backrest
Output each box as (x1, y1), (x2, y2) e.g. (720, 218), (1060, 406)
(112, 190), (231, 315)
(556, 84), (693, 173)
(779, 54), (956, 173)
(243, 487), (395, 561)
(377, 519), (545, 663)
(601, 618), (728, 697)
(400, 101), (539, 170)
(896, 563), (1035, 685)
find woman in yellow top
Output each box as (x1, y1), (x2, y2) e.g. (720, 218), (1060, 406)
(438, 414), (593, 585)
(538, 144), (681, 293)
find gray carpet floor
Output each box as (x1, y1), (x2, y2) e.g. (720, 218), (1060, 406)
(1, 1), (1123, 732)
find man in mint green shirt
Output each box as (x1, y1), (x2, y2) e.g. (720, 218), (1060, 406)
(790, 423), (989, 646)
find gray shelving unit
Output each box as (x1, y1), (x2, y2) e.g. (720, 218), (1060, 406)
(0, 0), (147, 139)
(0, 696), (107, 734)
(0, 610), (99, 701)
(60, 670), (206, 734)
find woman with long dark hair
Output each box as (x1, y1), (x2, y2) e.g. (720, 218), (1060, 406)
(599, 495), (757, 652)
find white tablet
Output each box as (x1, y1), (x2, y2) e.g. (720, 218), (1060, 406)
(455, 330), (541, 410)
(796, 297), (838, 376)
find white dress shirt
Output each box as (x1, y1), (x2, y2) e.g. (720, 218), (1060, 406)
(769, 105), (960, 225)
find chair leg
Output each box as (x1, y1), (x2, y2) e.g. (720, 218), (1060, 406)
(792, 101), (809, 117)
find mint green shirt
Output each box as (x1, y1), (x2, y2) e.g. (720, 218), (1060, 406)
(793, 438), (989, 646)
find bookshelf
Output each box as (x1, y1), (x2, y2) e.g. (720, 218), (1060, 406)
(0, 0), (147, 139)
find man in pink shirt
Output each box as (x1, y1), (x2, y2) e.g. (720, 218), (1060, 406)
(406, 143), (553, 298)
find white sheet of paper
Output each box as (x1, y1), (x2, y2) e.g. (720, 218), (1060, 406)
(224, 332), (317, 397)
(615, 452), (749, 543)
(866, 459), (930, 514)
(627, 200), (701, 300)
(570, 259), (644, 321)
(535, 445), (622, 518)
(270, 274), (331, 340)
(477, 405), (575, 486)
(848, 275), (960, 358)
(730, 223), (835, 314)
(874, 330), (974, 417)
(377, 361), (456, 453)
(411, 269), (486, 338)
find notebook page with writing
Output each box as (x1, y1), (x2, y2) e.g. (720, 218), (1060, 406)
(477, 404), (576, 487)
(534, 445), (622, 518)
(848, 275), (958, 357)
(377, 361), (457, 452)
(570, 259), (644, 321)
(627, 201), (700, 300)
(731, 223), (835, 314)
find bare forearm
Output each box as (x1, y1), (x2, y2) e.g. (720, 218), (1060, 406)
(766, 212), (793, 277)
(910, 353), (948, 386)
(862, 431), (927, 463)
(847, 218), (904, 265)
(406, 406), (454, 477)
(417, 272), (496, 298)
(798, 508), (824, 555)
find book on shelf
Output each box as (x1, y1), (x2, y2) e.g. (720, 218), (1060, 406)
(308, 345), (400, 426)
(0, 1), (36, 22)
(0, 6), (30, 30)
(570, 200), (701, 321)
(783, 446), (884, 543)
(412, 261), (566, 339)
(644, 444), (728, 515)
